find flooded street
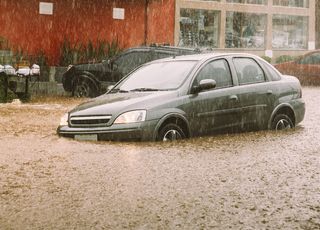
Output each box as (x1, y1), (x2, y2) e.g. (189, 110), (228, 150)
(0, 88), (319, 229)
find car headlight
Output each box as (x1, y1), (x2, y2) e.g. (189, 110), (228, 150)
(114, 110), (146, 124)
(59, 113), (69, 126)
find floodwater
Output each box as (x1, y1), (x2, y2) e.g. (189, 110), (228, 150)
(0, 89), (319, 229)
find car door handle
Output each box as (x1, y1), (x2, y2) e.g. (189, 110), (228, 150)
(229, 95), (238, 101)
(267, 90), (273, 95)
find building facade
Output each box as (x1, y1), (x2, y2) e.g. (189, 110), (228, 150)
(0, 0), (316, 64)
(0, 0), (175, 65)
(175, 0), (315, 59)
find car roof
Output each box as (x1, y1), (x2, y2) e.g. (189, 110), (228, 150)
(123, 45), (200, 53)
(151, 52), (260, 62)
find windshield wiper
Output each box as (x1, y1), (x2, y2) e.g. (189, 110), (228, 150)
(109, 88), (129, 93)
(130, 88), (161, 92)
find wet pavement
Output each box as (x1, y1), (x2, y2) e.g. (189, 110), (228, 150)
(0, 89), (319, 229)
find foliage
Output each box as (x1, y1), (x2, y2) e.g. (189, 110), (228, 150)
(275, 55), (296, 64)
(260, 56), (272, 63)
(0, 37), (10, 50)
(106, 39), (121, 58)
(0, 75), (18, 103)
(0, 37), (49, 73)
(29, 51), (48, 67)
(59, 38), (74, 67)
(58, 38), (121, 66)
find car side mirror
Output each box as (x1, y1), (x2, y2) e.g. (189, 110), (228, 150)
(191, 79), (216, 94)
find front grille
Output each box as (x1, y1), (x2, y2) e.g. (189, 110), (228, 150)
(70, 115), (112, 127)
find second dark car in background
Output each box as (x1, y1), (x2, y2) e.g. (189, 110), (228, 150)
(62, 45), (201, 97)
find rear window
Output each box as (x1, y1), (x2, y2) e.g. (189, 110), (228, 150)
(262, 61), (281, 81)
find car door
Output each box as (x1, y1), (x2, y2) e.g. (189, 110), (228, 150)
(232, 57), (275, 130)
(183, 58), (242, 136)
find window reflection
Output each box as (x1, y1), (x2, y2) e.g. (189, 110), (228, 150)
(179, 9), (220, 48)
(273, 0), (309, 8)
(225, 12), (267, 49)
(227, 0), (267, 4)
(272, 15), (308, 49)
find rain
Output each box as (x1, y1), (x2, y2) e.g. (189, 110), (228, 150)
(1, 0), (320, 229)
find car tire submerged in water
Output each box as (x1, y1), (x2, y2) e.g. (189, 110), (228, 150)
(157, 123), (186, 141)
(271, 114), (294, 131)
(74, 78), (96, 98)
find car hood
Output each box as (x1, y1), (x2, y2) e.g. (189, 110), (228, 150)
(69, 91), (179, 117)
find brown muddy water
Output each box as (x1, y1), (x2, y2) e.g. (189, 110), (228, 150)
(0, 88), (319, 229)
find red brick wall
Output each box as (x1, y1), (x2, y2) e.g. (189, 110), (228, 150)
(147, 0), (175, 45)
(0, 0), (175, 65)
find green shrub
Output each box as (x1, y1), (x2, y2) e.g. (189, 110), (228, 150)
(261, 56), (272, 63)
(0, 76), (18, 103)
(59, 38), (121, 66)
(59, 38), (74, 66)
(0, 36), (10, 50)
(275, 55), (295, 64)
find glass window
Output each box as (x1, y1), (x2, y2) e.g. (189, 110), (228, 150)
(151, 51), (175, 60)
(298, 52), (320, 64)
(227, 0), (267, 4)
(225, 12), (267, 49)
(233, 58), (265, 85)
(179, 9), (220, 48)
(193, 59), (233, 89)
(261, 61), (281, 81)
(114, 51), (151, 75)
(273, 0), (309, 8)
(272, 15), (308, 49)
(116, 61), (197, 91)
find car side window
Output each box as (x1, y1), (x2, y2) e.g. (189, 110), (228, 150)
(193, 59), (233, 89)
(152, 51), (175, 60)
(233, 58), (265, 85)
(115, 51), (151, 75)
(262, 62), (281, 81)
(299, 53), (320, 65)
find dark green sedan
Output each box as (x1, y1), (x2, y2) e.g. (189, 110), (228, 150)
(57, 53), (305, 141)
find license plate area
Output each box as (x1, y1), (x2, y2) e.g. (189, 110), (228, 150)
(74, 134), (98, 141)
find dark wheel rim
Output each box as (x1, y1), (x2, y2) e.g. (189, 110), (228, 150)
(275, 119), (292, 130)
(75, 82), (90, 97)
(162, 129), (182, 141)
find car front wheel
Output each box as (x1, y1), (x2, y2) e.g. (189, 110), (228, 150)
(73, 79), (96, 98)
(157, 123), (186, 141)
(271, 114), (294, 131)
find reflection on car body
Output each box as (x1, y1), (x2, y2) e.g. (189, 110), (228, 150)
(57, 53), (305, 142)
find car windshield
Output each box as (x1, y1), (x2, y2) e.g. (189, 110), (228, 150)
(113, 60), (197, 91)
